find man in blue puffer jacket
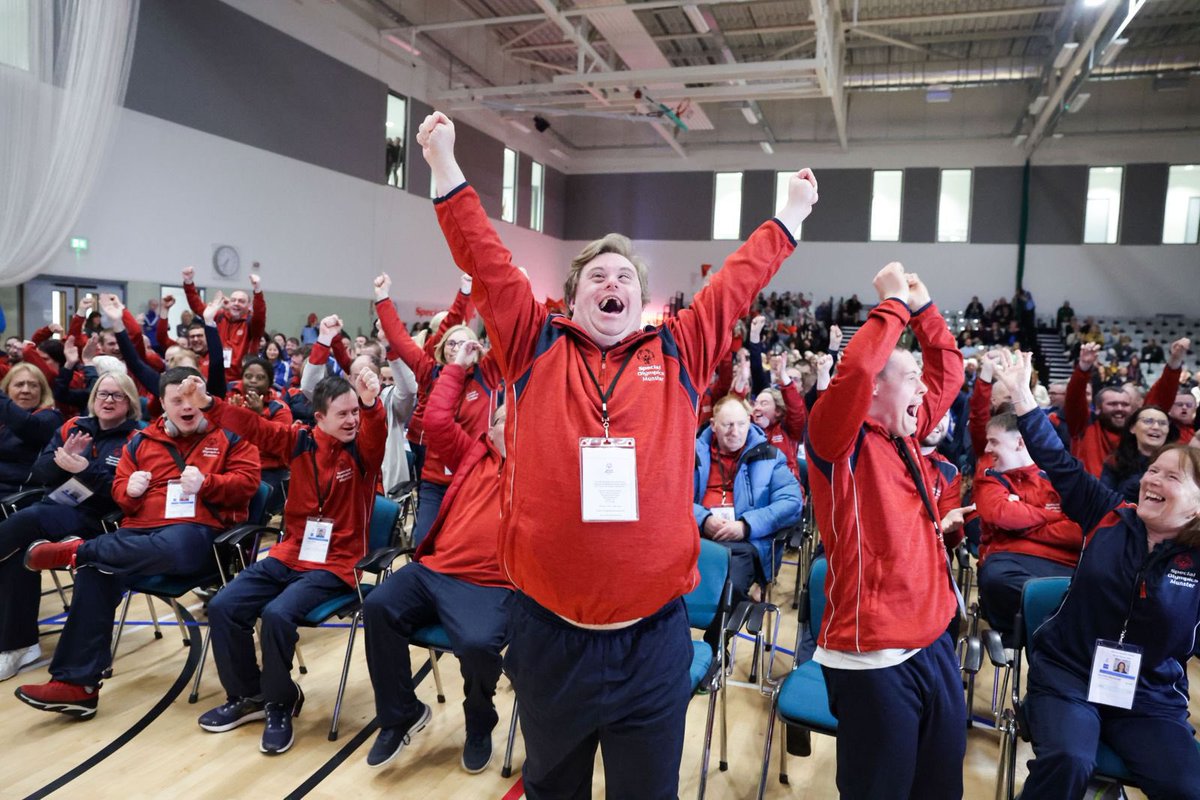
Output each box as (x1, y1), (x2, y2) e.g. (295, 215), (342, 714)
(694, 395), (802, 624)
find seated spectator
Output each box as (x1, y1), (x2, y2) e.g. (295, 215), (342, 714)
(1141, 337), (1164, 364)
(196, 369), (384, 754)
(362, 340), (512, 772)
(974, 412), (1082, 645)
(693, 396), (801, 619)
(228, 356), (293, 515)
(0, 364), (64, 495)
(1127, 353), (1145, 387)
(0, 373), (140, 681)
(1170, 391), (1196, 444)
(965, 295), (986, 320)
(992, 352), (1200, 800)
(16, 367), (260, 719)
(1101, 406), (1179, 502)
(1055, 300), (1074, 331)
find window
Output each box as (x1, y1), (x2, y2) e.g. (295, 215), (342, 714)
(0, 1), (30, 71)
(937, 169), (972, 242)
(501, 148), (518, 223)
(385, 94), (407, 188)
(870, 170), (903, 242)
(530, 160), (545, 232)
(1163, 165), (1200, 244)
(712, 172), (743, 240)
(1083, 167), (1123, 244)
(774, 171), (803, 240)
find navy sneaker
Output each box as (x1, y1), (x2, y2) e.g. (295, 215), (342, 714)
(366, 702), (431, 768)
(461, 732), (493, 774)
(260, 683), (304, 755)
(198, 697), (266, 732)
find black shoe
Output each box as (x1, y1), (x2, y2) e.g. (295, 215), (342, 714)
(260, 684), (304, 755)
(461, 732), (493, 774)
(366, 702), (431, 768)
(198, 696), (266, 732)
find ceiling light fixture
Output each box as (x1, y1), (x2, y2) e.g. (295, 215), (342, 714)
(1053, 41), (1079, 70)
(509, 119), (531, 134)
(1013, 133), (1028, 147)
(1028, 95), (1049, 115)
(384, 34), (421, 57)
(1066, 92), (1091, 112)
(682, 4), (710, 35)
(760, 141), (774, 154)
(1099, 37), (1128, 66)
(740, 103), (759, 125)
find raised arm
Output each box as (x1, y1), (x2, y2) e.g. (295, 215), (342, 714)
(247, 273), (267, 344)
(422, 342), (480, 473)
(1064, 343), (1100, 438)
(777, 364), (808, 440)
(1145, 337), (1188, 409)
(747, 316), (770, 397)
(425, 275), (474, 358)
(182, 266), (206, 316)
(906, 275), (964, 441)
(372, 275), (436, 385)
(101, 294), (162, 397)
(182, 376), (296, 461)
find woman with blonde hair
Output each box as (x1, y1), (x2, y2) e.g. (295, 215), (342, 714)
(0, 363), (63, 495)
(0, 370), (140, 680)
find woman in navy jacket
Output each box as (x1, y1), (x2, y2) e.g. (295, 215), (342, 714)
(995, 353), (1200, 800)
(0, 372), (139, 681)
(0, 363), (64, 495)
(693, 395), (802, 609)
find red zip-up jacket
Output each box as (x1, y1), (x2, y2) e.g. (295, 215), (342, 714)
(414, 363), (509, 588)
(205, 394), (385, 586)
(374, 297), (502, 485)
(422, 288), (474, 359)
(113, 417), (261, 529)
(224, 388), (293, 471)
(974, 463), (1082, 568)
(762, 380), (808, 481)
(184, 283), (266, 382)
(435, 183), (797, 624)
(1065, 363), (1179, 476)
(924, 449), (963, 526)
(805, 299), (965, 652)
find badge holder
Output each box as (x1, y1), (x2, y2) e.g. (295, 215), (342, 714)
(48, 477), (94, 508)
(164, 479), (197, 519)
(579, 437), (638, 522)
(1087, 639), (1143, 709)
(299, 516), (334, 563)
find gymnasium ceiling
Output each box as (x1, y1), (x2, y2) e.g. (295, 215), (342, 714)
(344, 0), (1200, 157)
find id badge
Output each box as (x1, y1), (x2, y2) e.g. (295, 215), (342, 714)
(48, 477), (94, 508)
(1086, 639), (1142, 709)
(222, 348), (234, 369)
(299, 516), (334, 563)
(579, 437), (638, 522)
(709, 506), (735, 522)
(164, 480), (197, 519)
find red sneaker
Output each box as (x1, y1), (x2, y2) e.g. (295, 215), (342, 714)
(14, 679), (99, 719)
(23, 537), (83, 571)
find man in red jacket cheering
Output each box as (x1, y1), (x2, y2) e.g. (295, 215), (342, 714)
(417, 110), (817, 799)
(192, 368), (385, 755)
(17, 367), (261, 719)
(805, 263), (966, 800)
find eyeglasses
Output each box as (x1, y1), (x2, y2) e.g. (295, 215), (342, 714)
(1140, 417), (1170, 428)
(96, 391), (128, 403)
(444, 340), (469, 350)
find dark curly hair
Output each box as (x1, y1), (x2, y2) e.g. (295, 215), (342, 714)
(1105, 405), (1179, 484)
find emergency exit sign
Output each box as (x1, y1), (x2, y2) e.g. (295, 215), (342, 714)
(69, 237), (88, 252)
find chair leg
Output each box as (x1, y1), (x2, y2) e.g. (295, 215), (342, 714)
(697, 680), (719, 799)
(295, 641), (308, 675)
(428, 647), (446, 703)
(501, 700), (520, 778)
(189, 623), (213, 704)
(107, 591), (136, 677)
(778, 717), (789, 784)
(328, 611), (360, 742)
(145, 593), (163, 640)
(756, 692), (780, 800)
(719, 659), (729, 771)
(170, 599), (189, 647)
(50, 571), (70, 612)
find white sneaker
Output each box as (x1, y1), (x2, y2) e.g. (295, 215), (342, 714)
(0, 644), (42, 682)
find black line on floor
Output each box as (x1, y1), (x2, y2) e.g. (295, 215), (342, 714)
(283, 656), (437, 799)
(23, 605), (203, 800)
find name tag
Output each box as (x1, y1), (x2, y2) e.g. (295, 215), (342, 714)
(164, 480), (197, 519)
(299, 516), (334, 563)
(709, 505), (735, 522)
(579, 437), (638, 522)
(48, 477), (94, 508)
(223, 348), (234, 369)
(1087, 639), (1142, 709)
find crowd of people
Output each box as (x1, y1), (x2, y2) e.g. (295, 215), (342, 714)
(0, 110), (1197, 799)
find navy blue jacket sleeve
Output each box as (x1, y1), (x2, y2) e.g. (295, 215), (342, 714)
(747, 339), (769, 398)
(116, 329), (163, 398)
(0, 394), (63, 446)
(205, 324), (227, 398)
(1017, 408), (1123, 535)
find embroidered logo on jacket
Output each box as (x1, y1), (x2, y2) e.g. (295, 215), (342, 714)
(202, 446), (221, 458)
(335, 467), (353, 482)
(635, 348), (664, 382)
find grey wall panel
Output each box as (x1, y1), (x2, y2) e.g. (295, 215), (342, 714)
(517, 153), (533, 230)
(456, 125), (506, 220)
(543, 166), (567, 240)
(1028, 165), (1088, 244)
(563, 173), (714, 241)
(1120, 163), (1170, 245)
(800, 169), (871, 242)
(125, 0), (385, 183)
(901, 168), (939, 243)
(970, 167), (1024, 244)
(739, 170), (778, 241)
(406, 99), (433, 199)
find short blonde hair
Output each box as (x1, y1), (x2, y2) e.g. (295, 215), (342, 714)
(712, 394), (752, 418)
(564, 233), (650, 308)
(88, 372), (142, 422)
(433, 324), (479, 366)
(1, 363), (53, 410)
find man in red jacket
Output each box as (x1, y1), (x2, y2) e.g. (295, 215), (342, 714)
(1065, 339), (1186, 475)
(805, 263), (965, 800)
(1169, 390), (1196, 444)
(193, 368), (384, 755)
(17, 367), (261, 719)
(182, 266), (266, 382)
(362, 340), (512, 773)
(975, 412), (1081, 645)
(418, 110), (816, 799)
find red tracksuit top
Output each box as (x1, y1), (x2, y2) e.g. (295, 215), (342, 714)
(435, 183), (797, 625)
(205, 394), (386, 586)
(184, 283), (266, 382)
(763, 380), (807, 481)
(113, 417), (261, 529)
(974, 463), (1082, 568)
(1065, 364), (1179, 477)
(224, 387), (293, 471)
(375, 297), (502, 486)
(414, 363), (510, 588)
(805, 299), (965, 652)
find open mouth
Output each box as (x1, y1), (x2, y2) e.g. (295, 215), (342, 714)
(905, 403), (920, 421)
(178, 412), (197, 426)
(598, 296), (625, 315)
(1143, 491), (1165, 504)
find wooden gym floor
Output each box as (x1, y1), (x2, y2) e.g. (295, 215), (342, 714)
(3, 551), (1196, 799)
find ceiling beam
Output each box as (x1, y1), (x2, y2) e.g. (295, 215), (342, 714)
(846, 26), (958, 60)
(550, 58), (820, 88)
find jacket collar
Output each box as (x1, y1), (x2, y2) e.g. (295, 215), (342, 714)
(549, 314), (659, 356)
